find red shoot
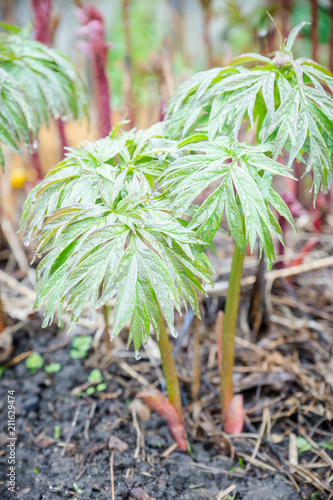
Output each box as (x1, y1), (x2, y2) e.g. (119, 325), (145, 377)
(76, 5), (112, 137)
(136, 388), (187, 450)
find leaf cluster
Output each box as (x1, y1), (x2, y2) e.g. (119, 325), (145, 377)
(30, 167), (212, 352)
(161, 136), (295, 269)
(20, 122), (175, 241)
(165, 22), (333, 198)
(0, 23), (87, 168)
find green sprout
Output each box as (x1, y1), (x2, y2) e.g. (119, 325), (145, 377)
(88, 369), (103, 384)
(25, 353), (44, 374)
(54, 425), (61, 439)
(73, 482), (82, 494)
(69, 336), (92, 359)
(44, 363), (62, 374)
(86, 387), (96, 396)
(96, 382), (107, 392)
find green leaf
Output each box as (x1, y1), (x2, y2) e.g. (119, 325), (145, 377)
(285, 22), (310, 52)
(88, 369), (103, 383)
(296, 436), (312, 453)
(25, 352), (44, 374)
(161, 137), (294, 265)
(165, 31), (333, 197)
(23, 166), (212, 351)
(44, 363), (62, 374)
(0, 27), (87, 169)
(318, 441), (333, 450)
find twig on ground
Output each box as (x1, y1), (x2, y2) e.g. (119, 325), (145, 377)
(61, 405), (81, 457)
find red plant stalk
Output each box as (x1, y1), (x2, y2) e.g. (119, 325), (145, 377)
(289, 236), (319, 268)
(122, 0), (135, 126)
(76, 5), (112, 137)
(310, 0), (319, 62)
(136, 388), (187, 450)
(328, 0), (333, 73)
(201, 0), (213, 69)
(278, 0), (291, 40)
(30, 0), (68, 161)
(31, 0), (52, 46)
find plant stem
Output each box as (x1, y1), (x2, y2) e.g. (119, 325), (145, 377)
(103, 304), (112, 353)
(310, 0), (319, 62)
(220, 241), (245, 422)
(156, 309), (183, 422)
(329, 0), (333, 73)
(191, 315), (201, 400)
(122, 0), (135, 126)
(30, 0), (52, 46)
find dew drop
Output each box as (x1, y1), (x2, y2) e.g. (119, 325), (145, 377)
(135, 350), (141, 360)
(24, 236), (30, 247)
(32, 139), (39, 150)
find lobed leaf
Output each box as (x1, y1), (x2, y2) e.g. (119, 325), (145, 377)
(161, 137), (295, 268)
(23, 173), (213, 352)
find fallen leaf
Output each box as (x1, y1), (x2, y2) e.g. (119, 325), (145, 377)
(32, 435), (56, 448)
(108, 434), (128, 452)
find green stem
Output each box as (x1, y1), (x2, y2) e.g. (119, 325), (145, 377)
(156, 309), (183, 422)
(103, 304), (112, 353)
(221, 242), (245, 421)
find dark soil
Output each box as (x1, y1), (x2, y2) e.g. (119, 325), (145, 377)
(0, 323), (304, 500)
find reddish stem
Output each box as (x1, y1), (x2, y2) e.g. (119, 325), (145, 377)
(76, 5), (112, 137)
(310, 0), (319, 62)
(329, 0), (333, 73)
(30, 0), (69, 162)
(289, 237), (319, 267)
(136, 388), (187, 450)
(57, 119), (68, 159)
(122, 0), (135, 126)
(30, 0), (52, 46)
(31, 150), (43, 180)
(93, 54), (112, 137)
